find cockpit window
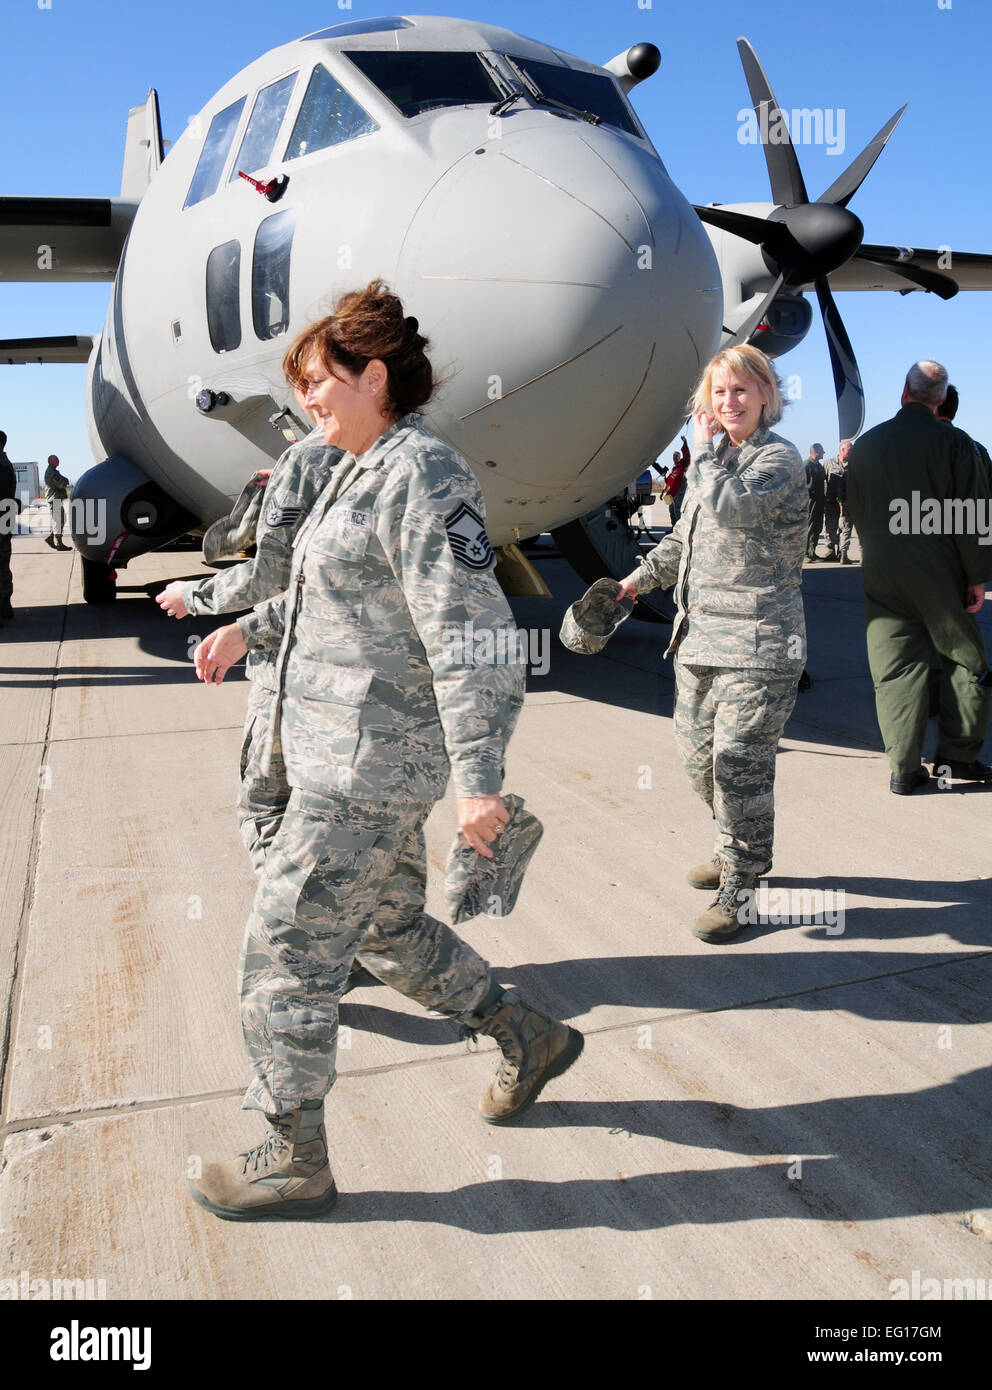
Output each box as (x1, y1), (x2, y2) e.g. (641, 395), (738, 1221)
(252, 211), (295, 341)
(185, 98), (247, 209)
(230, 73), (298, 180)
(504, 57), (639, 136)
(284, 64), (378, 159)
(344, 51), (501, 118)
(303, 17), (413, 40)
(206, 240), (242, 353)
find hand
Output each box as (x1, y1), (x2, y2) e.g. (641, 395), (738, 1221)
(156, 580), (190, 619)
(965, 584), (985, 614)
(693, 409), (719, 446)
(193, 623), (247, 685)
(616, 574), (639, 603)
(456, 794), (510, 860)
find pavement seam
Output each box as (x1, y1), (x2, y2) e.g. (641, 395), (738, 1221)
(0, 549), (73, 1133)
(2, 947), (988, 1140)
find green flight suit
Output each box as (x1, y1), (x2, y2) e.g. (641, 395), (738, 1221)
(846, 403), (992, 773)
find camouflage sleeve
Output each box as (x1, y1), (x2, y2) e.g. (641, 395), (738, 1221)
(692, 439), (802, 528)
(630, 512), (685, 594)
(180, 444), (312, 617)
(376, 448), (525, 797)
(238, 591), (288, 651)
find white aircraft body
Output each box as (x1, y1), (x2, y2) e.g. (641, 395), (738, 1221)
(2, 16), (989, 604)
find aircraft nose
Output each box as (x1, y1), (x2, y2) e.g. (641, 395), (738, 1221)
(396, 126), (721, 512)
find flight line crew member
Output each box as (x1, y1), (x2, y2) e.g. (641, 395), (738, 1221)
(43, 455), (71, 550)
(184, 282), (582, 1221)
(823, 439), (854, 563)
(805, 442), (827, 561)
(617, 345), (807, 944)
(846, 360), (992, 793)
(0, 431), (16, 622)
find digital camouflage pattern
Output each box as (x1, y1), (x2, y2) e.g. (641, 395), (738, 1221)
(444, 792), (544, 923)
(822, 455), (850, 557)
(631, 428), (806, 875)
(237, 682), (290, 873)
(240, 789), (495, 1114)
(240, 414), (526, 804)
(674, 664), (797, 873)
(180, 426), (341, 691)
(631, 426), (808, 671)
(559, 577), (635, 655)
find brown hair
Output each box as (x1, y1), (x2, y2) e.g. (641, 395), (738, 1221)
(283, 279), (433, 420)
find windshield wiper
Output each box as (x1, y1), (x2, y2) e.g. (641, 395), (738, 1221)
(502, 56), (601, 125)
(490, 90), (527, 116)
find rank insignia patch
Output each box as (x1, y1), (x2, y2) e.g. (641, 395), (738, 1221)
(265, 500), (301, 529)
(445, 501), (495, 571)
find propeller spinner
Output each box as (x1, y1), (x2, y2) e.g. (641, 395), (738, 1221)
(694, 38), (959, 439)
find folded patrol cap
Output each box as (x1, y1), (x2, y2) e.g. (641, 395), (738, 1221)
(559, 577), (635, 655)
(444, 793), (543, 924)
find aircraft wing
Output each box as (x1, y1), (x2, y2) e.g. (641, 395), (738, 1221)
(0, 197), (138, 282)
(825, 245), (992, 293)
(0, 335), (95, 364)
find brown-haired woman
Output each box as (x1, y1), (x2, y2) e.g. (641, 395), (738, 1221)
(187, 281), (582, 1221)
(618, 344), (807, 943)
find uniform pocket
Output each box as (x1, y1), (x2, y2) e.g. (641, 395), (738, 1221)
(283, 664), (374, 791)
(693, 586), (757, 617)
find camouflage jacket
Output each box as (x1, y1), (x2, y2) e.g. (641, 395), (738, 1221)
(631, 426), (807, 671)
(180, 427), (339, 690)
(239, 415), (525, 803)
(44, 463), (70, 499)
(823, 456), (847, 504)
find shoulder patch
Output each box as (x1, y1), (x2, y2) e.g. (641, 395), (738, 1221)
(265, 499), (302, 529)
(445, 500), (495, 571)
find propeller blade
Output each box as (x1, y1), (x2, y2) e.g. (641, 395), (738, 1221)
(737, 38), (809, 206)
(853, 250), (958, 300)
(817, 105), (907, 208)
(693, 204), (773, 246)
(815, 277), (864, 439)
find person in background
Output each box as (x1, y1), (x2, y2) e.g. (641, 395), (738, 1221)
(936, 385), (992, 494)
(617, 345), (807, 944)
(805, 442), (827, 561)
(823, 439), (854, 564)
(0, 431), (17, 622)
(846, 361), (992, 793)
(43, 455), (71, 551)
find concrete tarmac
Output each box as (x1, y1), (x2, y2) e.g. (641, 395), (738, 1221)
(1, 523), (990, 1301)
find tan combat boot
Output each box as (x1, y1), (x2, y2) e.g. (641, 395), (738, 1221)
(686, 855), (722, 890)
(470, 991), (584, 1124)
(692, 870), (757, 944)
(188, 1101), (336, 1221)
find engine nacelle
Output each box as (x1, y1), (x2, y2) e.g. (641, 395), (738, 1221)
(748, 293), (814, 359)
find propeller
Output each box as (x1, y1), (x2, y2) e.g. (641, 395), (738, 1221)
(694, 38), (960, 439)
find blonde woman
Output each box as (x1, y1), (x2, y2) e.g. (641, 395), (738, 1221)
(618, 345), (806, 942)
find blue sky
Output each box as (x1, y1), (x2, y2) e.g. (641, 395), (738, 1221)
(1, 0), (989, 480)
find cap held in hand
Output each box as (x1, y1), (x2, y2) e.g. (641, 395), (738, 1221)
(444, 793), (543, 924)
(559, 577), (635, 654)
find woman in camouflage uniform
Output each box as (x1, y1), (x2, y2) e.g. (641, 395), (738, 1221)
(186, 283), (582, 1221)
(618, 346), (807, 944)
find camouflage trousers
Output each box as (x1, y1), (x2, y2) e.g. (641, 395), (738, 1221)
(237, 681), (290, 874)
(239, 788), (495, 1115)
(673, 662), (798, 875)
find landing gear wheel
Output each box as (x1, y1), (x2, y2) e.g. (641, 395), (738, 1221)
(81, 556), (118, 604)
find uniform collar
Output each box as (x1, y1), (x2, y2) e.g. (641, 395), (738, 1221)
(717, 423), (772, 461)
(345, 412), (423, 472)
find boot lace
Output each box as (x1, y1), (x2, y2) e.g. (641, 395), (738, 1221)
(240, 1116), (293, 1176)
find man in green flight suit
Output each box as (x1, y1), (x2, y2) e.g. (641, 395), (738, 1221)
(846, 361), (992, 794)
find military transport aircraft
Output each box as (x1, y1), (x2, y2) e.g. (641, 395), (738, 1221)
(2, 16), (990, 606)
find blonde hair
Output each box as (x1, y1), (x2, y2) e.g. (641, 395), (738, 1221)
(691, 344), (784, 431)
